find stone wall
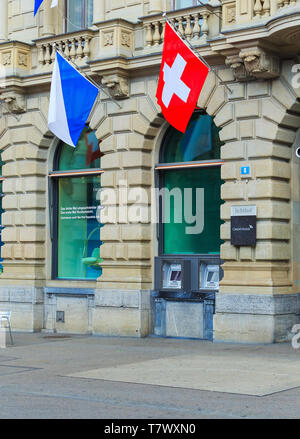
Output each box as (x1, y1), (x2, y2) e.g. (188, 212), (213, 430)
(88, 61), (300, 342)
(0, 0), (300, 340)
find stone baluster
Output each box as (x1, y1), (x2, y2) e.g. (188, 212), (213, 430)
(83, 37), (91, 59)
(160, 21), (166, 43)
(201, 12), (209, 41)
(178, 17), (184, 35)
(64, 40), (70, 58)
(50, 43), (56, 63)
(278, 0), (284, 7)
(38, 46), (45, 67)
(254, 0), (263, 17)
(145, 23), (153, 47)
(58, 41), (63, 55)
(77, 37), (83, 59)
(192, 13), (201, 40)
(184, 16), (192, 40)
(44, 44), (51, 64)
(263, 0), (271, 15)
(153, 22), (161, 46)
(70, 38), (76, 61)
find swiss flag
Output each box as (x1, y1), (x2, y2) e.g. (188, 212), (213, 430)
(156, 22), (209, 133)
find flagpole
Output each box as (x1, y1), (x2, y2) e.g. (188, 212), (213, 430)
(162, 14), (232, 94)
(52, 46), (122, 109)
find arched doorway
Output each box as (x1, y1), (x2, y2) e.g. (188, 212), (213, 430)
(50, 127), (103, 280)
(153, 112), (223, 339)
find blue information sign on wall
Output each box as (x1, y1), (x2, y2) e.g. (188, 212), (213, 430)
(241, 166), (250, 175)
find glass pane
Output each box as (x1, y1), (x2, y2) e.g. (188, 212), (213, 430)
(57, 175), (102, 279)
(67, 0), (84, 32)
(162, 113), (221, 163)
(86, 0), (93, 27)
(163, 167), (222, 254)
(58, 127), (101, 171)
(175, 0), (204, 9)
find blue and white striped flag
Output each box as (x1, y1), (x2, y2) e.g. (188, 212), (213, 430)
(34, 0), (58, 16)
(48, 52), (99, 148)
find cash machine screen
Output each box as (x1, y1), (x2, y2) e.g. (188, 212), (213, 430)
(200, 264), (219, 290)
(163, 263), (182, 289)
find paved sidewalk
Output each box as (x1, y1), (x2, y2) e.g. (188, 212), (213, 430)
(0, 332), (300, 418)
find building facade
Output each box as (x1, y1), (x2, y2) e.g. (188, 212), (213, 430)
(0, 0), (300, 343)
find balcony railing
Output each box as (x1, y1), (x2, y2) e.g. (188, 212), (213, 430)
(35, 30), (95, 67)
(1, 1), (300, 82)
(141, 4), (221, 49)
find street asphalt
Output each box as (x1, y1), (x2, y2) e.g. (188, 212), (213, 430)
(0, 332), (299, 419)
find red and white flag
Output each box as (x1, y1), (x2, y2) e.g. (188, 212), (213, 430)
(156, 22), (209, 133)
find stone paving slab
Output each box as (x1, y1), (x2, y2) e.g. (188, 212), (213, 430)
(67, 352), (300, 396)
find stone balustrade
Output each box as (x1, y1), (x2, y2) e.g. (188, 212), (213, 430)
(36, 31), (95, 67)
(278, 0), (298, 8)
(142, 4), (221, 48)
(253, 0), (271, 18)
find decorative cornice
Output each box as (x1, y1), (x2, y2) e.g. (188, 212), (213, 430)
(0, 89), (26, 114)
(225, 54), (251, 81)
(101, 74), (129, 99)
(226, 47), (280, 81)
(239, 47), (280, 79)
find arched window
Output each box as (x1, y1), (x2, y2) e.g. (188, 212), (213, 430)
(50, 127), (103, 280)
(157, 112), (223, 255)
(65, 0), (93, 32)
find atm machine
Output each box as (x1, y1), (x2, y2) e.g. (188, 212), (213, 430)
(152, 255), (222, 340)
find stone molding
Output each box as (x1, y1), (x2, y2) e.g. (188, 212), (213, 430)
(239, 48), (280, 79)
(101, 74), (130, 99)
(226, 48), (280, 80)
(0, 89), (26, 114)
(225, 54), (251, 81)
(215, 293), (300, 315)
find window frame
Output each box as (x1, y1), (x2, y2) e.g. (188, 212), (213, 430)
(65, 0), (92, 33)
(49, 141), (103, 281)
(172, 0), (199, 10)
(156, 112), (224, 256)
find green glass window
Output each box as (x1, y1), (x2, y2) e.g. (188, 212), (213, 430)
(66, 0), (93, 32)
(160, 113), (222, 255)
(58, 128), (100, 171)
(54, 128), (103, 280)
(173, 0), (207, 9)
(162, 113), (221, 163)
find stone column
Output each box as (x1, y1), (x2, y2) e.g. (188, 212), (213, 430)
(149, 0), (163, 14)
(88, 81), (157, 337)
(93, 0), (106, 23)
(42, 0), (55, 36)
(0, 101), (48, 332)
(0, 0), (8, 41)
